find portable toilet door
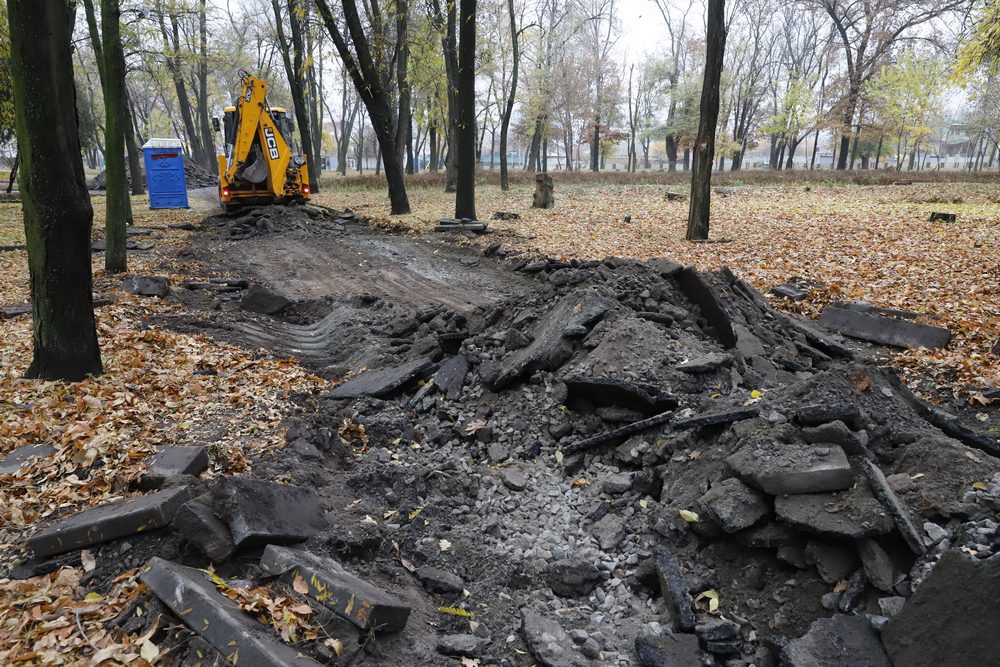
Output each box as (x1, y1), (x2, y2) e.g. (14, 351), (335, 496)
(142, 138), (189, 209)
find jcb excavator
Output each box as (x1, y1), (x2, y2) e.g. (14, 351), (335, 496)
(217, 71), (310, 210)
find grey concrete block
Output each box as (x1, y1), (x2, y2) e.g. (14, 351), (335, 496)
(28, 486), (192, 557)
(139, 446), (209, 490)
(819, 306), (950, 350)
(141, 557), (322, 667)
(260, 545), (410, 633)
(213, 478), (324, 548)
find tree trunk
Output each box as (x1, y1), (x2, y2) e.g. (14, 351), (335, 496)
(836, 81), (859, 170)
(8, 0), (103, 380)
(124, 89), (144, 196)
(196, 0), (214, 172)
(102, 0), (128, 273)
(454, 0), (477, 220)
(686, 0), (725, 242)
(159, 10), (208, 170)
(316, 0), (410, 213)
(590, 116), (600, 172)
(395, 0), (411, 177)
(429, 124), (438, 172)
(665, 135), (678, 171)
(499, 0), (519, 191)
(6, 152), (19, 193)
(274, 0), (319, 192)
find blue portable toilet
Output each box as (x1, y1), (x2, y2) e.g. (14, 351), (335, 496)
(142, 138), (189, 209)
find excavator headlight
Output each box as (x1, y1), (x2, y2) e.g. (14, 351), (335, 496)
(222, 187), (230, 198)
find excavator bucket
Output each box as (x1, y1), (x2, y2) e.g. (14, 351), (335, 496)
(236, 145), (269, 185)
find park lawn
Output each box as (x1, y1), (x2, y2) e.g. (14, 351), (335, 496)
(314, 178), (1000, 396)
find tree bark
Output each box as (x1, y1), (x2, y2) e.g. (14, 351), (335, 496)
(158, 8), (208, 170)
(196, 0), (214, 172)
(454, 0), (477, 219)
(686, 0), (726, 241)
(102, 0), (128, 273)
(8, 0), (103, 380)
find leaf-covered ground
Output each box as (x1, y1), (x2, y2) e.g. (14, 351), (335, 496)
(315, 178), (1000, 396)
(0, 177), (996, 662)
(0, 199), (325, 663)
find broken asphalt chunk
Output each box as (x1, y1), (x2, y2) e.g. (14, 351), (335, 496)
(671, 407), (759, 431)
(563, 410), (673, 455)
(697, 478), (770, 533)
(240, 283), (292, 315)
(923, 407), (1000, 458)
(564, 376), (679, 414)
(213, 478), (324, 548)
(520, 607), (588, 667)
(492, 290), (616, 390)
(675, 267), (737, 348)
(653, 546), (696, 632)
(329, 359), (433, 399)
(883, 550), (1000, 667)
(677, 352), (733, 373)
(120, 275), (170, 298)
(781, 615), (891, 667)
(28, 486), (192, 558)
(138, 445), (209, 490)
(415, 565), (465, 595)
(635, 633), (701, 666)
(726, 443), (853, 495)
(172, 494), (237, 562)
(819, 305), (951, 350)
(795, 403), (865, 431)
(260, 545), (410, 633)
(141, 557), (323, 667)
(433, 354), (469, 400)
(774, 482), (893, 539)
(0, 443), (55, 475)
(859, 458), (927, 555)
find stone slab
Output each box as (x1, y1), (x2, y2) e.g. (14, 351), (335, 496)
(139, 446), (209, 490)
(819, 306), (950, 350)
(28, 486), (192, 557)
(141, 557), (323, 667)
(0, 443), (56, 475)
(0, 303), (31, 319)
(781, 615), (891, 666)
(433, 355), (469, 400)
(172, 494), (236, 562)
(727, 443), (854, 495)
(213, 478), (324, 548)
(677, 352), (733, 373)
(240, 284), (291, 315)
(675, 267), (737, 348)
(120, 276), (170, 297)
(883, 550), (1000, 667)
(260, 545), (410, 633)
(329, 359), (433, 399)
(775, 483), (893, 539)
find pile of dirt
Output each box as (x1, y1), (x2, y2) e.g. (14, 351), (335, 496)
(9, 215), (1000, 666)
(87, 159), (217, 191)
(185, 160), (218, 188)
(201, 204), (354, 240)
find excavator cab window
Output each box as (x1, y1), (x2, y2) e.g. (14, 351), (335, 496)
(222, 107), (237, 152)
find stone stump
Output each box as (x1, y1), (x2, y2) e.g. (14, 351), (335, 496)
(532, 173), (554, 209)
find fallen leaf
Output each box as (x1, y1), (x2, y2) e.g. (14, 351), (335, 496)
(81, 549), (96, 573)
(439, 538), (452, 552)
(292, 574), (309, 595)
(139, 640), (159, 662)
(678, 509), (699, 523)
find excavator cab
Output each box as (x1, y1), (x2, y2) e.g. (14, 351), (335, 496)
(217, 71), (310, 211)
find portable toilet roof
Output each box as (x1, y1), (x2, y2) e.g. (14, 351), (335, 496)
(142, 138), (184, 149)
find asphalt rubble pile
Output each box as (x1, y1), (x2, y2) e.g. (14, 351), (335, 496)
(6, 241), (1000, 666)
(201, 203), (355, 240)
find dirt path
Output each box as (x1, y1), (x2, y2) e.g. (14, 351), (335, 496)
(225, 232), (522, 313)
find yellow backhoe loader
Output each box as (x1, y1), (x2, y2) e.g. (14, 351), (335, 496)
(217, 71), (310, 211)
